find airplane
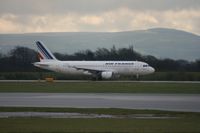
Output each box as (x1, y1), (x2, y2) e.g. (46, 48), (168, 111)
(33, 41), (155, 80)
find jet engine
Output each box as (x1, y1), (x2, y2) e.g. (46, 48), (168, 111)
(101, 71), (113, 79)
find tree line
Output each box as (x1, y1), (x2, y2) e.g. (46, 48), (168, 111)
(0, 46), (199, 72)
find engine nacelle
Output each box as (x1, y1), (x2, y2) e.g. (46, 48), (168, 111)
(101, 71), (113, 79)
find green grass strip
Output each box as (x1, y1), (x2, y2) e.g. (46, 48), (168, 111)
(0, 82), (199, 93)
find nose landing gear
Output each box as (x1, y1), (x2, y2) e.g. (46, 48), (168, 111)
(136, 74), (140, 80)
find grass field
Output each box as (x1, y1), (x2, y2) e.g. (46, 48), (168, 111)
(1, 118), (200, 133)
(0, 107), (200, 133)
(0, 81), (199, 132)
(1, 107), (198, 115)
(0, 82), (199, 93)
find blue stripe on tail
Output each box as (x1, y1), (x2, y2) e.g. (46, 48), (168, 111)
(36, 41), (53, 59)
(36, 42), (51, 59)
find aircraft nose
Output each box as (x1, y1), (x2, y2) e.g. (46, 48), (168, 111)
(150, 67), (155, 73)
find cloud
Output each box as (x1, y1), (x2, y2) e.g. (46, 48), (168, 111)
(0, 0), (200, 34)
(80, 16), (104, 25)
(0, 14), (20, 33)
(0, 0), (199, 15)
(0, 8), (200, 34)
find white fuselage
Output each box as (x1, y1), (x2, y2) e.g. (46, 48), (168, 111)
(34, 41), (155, 79)
(34, 60), (155, 79)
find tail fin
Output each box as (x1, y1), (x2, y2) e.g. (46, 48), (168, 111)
(36, 41), (57, 61)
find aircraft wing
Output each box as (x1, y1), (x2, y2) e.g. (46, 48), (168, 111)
(71, 66), (110, 75)
(72, 66), (118, 79)
(69, 65), (118, 80)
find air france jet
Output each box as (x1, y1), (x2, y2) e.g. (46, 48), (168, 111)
(33, 41), (155, 80)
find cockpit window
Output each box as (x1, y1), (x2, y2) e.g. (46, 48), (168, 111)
(143, 65), (148, 67)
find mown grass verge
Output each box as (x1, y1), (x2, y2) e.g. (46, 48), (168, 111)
(0, 107), (200, 133)
(0, 82), (199, 93)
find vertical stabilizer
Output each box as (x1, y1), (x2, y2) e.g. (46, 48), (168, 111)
(36, 41), (57, 61)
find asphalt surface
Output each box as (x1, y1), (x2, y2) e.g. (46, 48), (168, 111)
(0, 93), (200, 112)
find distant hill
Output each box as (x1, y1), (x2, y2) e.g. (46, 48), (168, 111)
(0, 28), (199, 61)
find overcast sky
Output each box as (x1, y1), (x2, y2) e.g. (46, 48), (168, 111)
(0, 0), (200, 34)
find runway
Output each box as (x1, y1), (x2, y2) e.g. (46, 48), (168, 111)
(0, 93), (200, 112)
